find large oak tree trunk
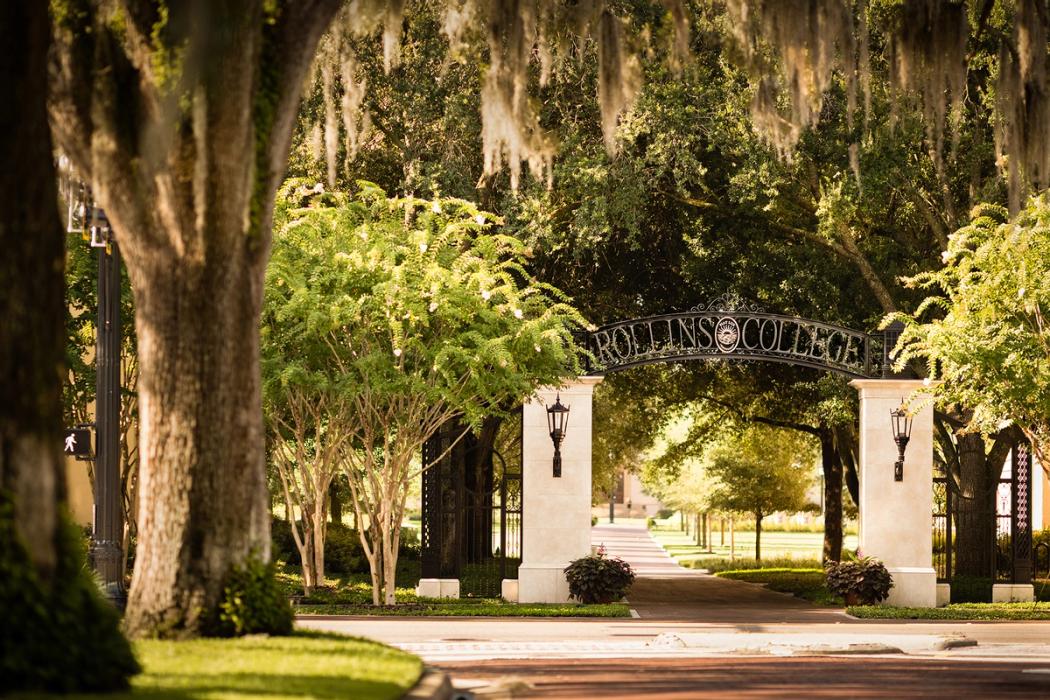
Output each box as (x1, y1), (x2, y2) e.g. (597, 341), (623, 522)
(124, 254), (271, 636)
(49, 0), (343, 637)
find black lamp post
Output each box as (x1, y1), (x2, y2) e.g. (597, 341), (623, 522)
(546, 394), (570, 477)
(66, 173), (126, 608)
(890, 401), (913, 482)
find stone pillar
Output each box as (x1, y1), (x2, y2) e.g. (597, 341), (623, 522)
(850, 379), (937, 607)
(517, 377), (602, 603)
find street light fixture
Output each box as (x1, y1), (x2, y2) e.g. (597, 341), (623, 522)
(546, 394), (570, 477)
(890, 400), (912, 482)
(63, 166), (126, 607)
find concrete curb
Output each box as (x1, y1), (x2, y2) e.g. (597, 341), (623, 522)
(402, 667), (455, 700)
(649, 632), (978, 657)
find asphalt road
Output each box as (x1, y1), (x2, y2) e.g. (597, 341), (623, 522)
(441, 656), (1050, 698)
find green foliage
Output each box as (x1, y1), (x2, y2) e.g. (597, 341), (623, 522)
(700, 556), (823, 574)
(704, 426), (817, 520)
(849, 603), (1050, 621)
(715, 568), (840, 606)
(297, 602), (631, 618)
(212, 556), (294, 638)
(563, 547), (636, 604)
(0, 493), (139, 693)
(824, 556), (893, 604)
(895, 197), (1050, 458)
(273, 520), (417, 576)
(266, 179), (585, 428)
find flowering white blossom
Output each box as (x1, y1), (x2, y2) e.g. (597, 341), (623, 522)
(429, 301), (438, 312)
(481, 290), (491, 301)
(431, 201), (442, 213)
(419, 242), (428, 253)
(513, 308), (523, 319)
(393, 348), (402, 357)
(475, 214), (485, 225)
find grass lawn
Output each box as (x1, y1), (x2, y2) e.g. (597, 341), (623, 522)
(646, 525), (856, 569)
(278, 564), (629, 618)
(715, 568), (842, 606)
(46, 632), (422, 700)
(849, 602), (1050, 620)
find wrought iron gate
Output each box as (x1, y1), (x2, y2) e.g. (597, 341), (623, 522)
(932, 439), (1034, 596)
(420, 412), (523, 597)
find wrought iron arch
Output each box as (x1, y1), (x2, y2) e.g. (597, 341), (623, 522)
(582, 294), (894, 379)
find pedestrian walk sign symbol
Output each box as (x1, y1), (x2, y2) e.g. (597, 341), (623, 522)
(64, 428), (92, 457)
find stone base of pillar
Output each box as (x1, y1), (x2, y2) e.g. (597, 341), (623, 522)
(501, 578), (519, 603)
(883, 567), (937, 607)
(416, 578), (460, 599)
(992, 583), (1034, 603)
(936, 582), (951, 607)
(518, 565), (571, 603)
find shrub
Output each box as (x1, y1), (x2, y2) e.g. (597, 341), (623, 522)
(272, 518), (368, 574)
(326, 522), (367, 574)
(656, 509), (675, 520)
(646, 517), (655, 529)
(696, 556), (822, 574)
(591, 516), (598, 526)
(564, 546), (635, 604)
(212, 556), (294, 637)
(825, 556), (893, 604)
(398, 525), (420, 557)
(0, 494), (139, 693)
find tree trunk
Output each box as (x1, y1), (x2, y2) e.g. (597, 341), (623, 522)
(730, 517), (736, 560)
(953, 433), (997, 579)
(755, 511), (763, 562)
(49, 0), (344, 638)
(1, 4), (135, 691)
(123, 255), (271, 637)
(330, 481), (343, 525)
(819, 425), (844, 563)
(834, 423), (860, 511)
(312, 503), (326, 587)
(0, 0), (65, 590)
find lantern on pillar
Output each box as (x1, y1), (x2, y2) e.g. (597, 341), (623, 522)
(890, 400), (913, 482)
(546, 394), (570, 477)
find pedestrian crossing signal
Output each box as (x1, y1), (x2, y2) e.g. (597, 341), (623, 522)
(63, 427), (92, 458)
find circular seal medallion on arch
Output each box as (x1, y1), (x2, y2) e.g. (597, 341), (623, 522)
(715, 317), (740, 352)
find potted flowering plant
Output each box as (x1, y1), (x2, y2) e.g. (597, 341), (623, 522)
(825, 554), (893, 605)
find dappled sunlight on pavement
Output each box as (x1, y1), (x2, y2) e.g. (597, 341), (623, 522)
(591, 522), (851, 624)
(590, 522), (704, 577)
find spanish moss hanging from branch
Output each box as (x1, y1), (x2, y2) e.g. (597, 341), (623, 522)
(725, 0), (868, 160)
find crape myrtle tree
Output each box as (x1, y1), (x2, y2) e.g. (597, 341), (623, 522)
(703, 425), (817, 562)
(264, 182), (584, 605)
(895, 199), (1050, 474)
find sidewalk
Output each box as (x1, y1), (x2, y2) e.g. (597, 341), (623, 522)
(592, 521), (848, 623)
